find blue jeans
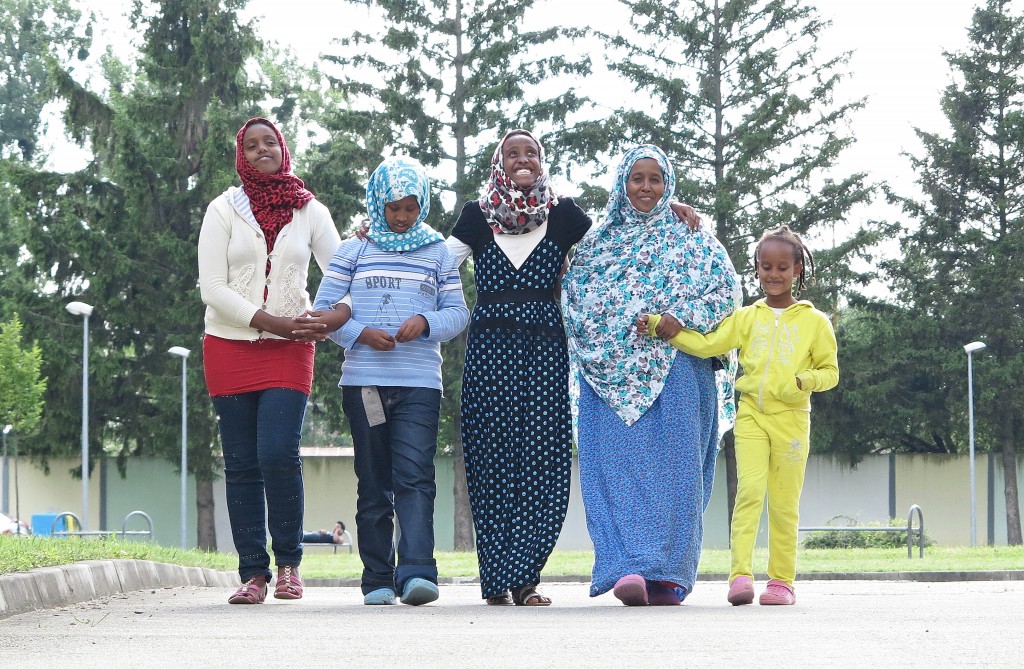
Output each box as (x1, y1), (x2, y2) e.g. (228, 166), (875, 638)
(342, 385), (440, 595)
(213, 388), (307, 582)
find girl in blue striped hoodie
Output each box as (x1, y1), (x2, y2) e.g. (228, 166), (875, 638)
(311, 157), (469, 606)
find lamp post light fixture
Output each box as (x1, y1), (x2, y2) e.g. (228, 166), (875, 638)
(66, 301), (94, 531)
(168, 346), (191, 549)
(963, 340), (986, 547)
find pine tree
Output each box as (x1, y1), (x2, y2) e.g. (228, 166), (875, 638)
(4, 0), (262, 547)
(321, 0), (593, 549)
(888, 0), (1024, 544)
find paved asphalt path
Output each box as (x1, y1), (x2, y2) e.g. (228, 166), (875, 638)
(2, 579), (1022, 667)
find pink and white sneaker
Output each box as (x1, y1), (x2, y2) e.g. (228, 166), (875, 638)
(758, 579), (796, 605)
(727, 576), (755, 606)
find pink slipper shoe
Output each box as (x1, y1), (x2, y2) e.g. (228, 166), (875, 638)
(758, 579), (795, 605)
(612, 574), (648, 606)
(727, 576), (755, 606)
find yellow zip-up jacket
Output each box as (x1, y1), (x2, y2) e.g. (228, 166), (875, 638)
(647, 299), (839, 414)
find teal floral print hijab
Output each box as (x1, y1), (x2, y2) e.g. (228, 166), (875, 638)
(562, 145), (739, 427)
(365, 156), (444, 253)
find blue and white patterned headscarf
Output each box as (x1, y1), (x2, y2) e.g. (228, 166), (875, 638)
(562, 145), (739, 426)
(365, 156), (444, 252)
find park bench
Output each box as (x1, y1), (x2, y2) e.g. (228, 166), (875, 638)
(799, 504), (924, 557)
(49, 510), (154, 541)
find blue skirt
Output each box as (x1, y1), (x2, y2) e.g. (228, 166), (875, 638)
(578, 352), (719, 597)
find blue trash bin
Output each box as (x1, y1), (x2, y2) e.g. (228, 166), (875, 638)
(31, 513), (64, 536)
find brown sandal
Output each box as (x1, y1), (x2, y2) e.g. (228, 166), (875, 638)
(486, 592), (514, 606)
(228, 576), (267, 604)
(511, 584), (552, 606)
(274, 565), (303, 600)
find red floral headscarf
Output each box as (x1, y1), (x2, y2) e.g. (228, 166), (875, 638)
(235, 117), (314, 253)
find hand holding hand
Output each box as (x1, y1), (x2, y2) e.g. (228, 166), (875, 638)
(291, 306), (351, 342)
(655, 313), (682, 339)
(395, 314), (428, 343)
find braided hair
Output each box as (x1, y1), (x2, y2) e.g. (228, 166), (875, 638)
(754, 225), (815, 297)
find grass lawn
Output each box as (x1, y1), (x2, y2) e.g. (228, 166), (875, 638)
(2, 537), (1022, 579)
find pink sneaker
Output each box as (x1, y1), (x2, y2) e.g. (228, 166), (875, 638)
(612, 574), (648, 606)
(727, 576), (755, 606)
(758, 579), (795, 605)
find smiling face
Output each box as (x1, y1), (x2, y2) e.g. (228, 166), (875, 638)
(625, 158), (665, 213)
(242, 123), (283, 174)
(501, 134), (542, 190)
(384, 194), (422, 234)
(756, 239), (801, 308)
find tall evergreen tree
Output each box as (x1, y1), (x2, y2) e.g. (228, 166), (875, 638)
(3, 0), (262, 547)
(599, 0), (882, 524)
(322, 0), (592, 549)
(887, 0), (1024, 544)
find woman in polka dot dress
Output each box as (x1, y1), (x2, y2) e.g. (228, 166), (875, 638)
(448, 130), (589, 606)
(563, 144), (739, 607)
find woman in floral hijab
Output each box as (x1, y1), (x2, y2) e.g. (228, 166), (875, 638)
(563, 144), (738, 606)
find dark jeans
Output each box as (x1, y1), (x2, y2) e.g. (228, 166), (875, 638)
(342, 385), (440, 595)
(213, 388), (307, 582)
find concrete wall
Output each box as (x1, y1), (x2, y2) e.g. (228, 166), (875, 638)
(2, 451), (1021, 551)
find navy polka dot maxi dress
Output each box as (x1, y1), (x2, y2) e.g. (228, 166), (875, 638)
(451, 199), (591, 599)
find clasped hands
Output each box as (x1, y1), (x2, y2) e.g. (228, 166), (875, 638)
(635, 312), (682, 338)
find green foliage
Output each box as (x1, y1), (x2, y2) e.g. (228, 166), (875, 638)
(1, 0), (263, 483)
(0, 314), (47, 433)
(877, 0), (1024, 541)
(0, 0), (92, 163)
(840, 0), (1024, 467)
(801, 517), (935, 550)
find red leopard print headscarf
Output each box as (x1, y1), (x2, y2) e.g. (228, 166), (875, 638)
(235, 118), (314, 254)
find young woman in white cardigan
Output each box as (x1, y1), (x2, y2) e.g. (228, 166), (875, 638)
(198, 117), (339, 605)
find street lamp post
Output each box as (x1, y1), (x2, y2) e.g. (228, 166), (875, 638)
(168, 346), (190, 549)
(66, 301), (94, 531)
(964, 340), (986, 547)
(2, 425), (11, 518)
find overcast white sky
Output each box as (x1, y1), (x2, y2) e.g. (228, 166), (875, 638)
(65, 0), (983, 220)
(235, 0), (981, 197)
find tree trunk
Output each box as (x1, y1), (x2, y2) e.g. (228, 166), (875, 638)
(722, 429), (737, 543)
(449, 0), (475, 552)
(452, 434), (474, 551)
(195, 478), (217, 551)
(1001, 412), (1022, 545)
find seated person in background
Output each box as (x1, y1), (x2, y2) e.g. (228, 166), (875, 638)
(303, 520), (347, 544)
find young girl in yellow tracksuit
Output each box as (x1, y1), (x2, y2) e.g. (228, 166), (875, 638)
(637, 225), (838, 606)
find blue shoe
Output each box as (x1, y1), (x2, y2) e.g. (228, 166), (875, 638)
(363, 588), (396, 605)
(400, 578), (439, 606)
